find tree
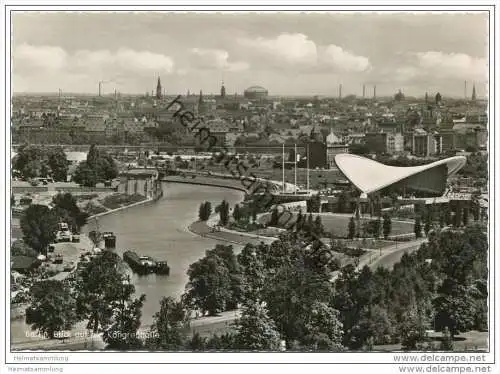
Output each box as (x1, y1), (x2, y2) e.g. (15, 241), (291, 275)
(306, 214), (314, 234)
(11, 240), (38, 258)
(348, 217), (356, 239)
(269, 208), (279, 226)
(146, 297), (189, 350)
(295, 210), (304, 232)
(237, 244), (266, 303)
(424, 214), (432, 237)
(307, 194), (321, 213)
(52, 192), (89, 232)
(414, 216), (422, 239)
(47, 147), (69, 182)
(75, 251), (133, 333)
(439, 212), (445, 228)
(87, 144), (100, 169)
(383, 214), (392, 239)
(25, 280), (78, 339)
(73, 161), (98, 187)
(313, 216), (324, 236)
(399, 307), (427, 350)
(184, 253), (232, 316)
(20, 204), (59, 254)
(433, 280), (477, 337)
(453, 206), (462, 228)
(218, 200), (230, 227)
(74, 145), (118, 186)
(301, 301), (343, 351)
(462, 207), (469, 227)
(12, 145), (51, 180)
(233, 204), (242, 222)
(337, 191), (349, 213)
(440, 327), (454, 351)
(234, 302), (282, 351)
(198, 201), (212, 221)
(102, 279), (146, 350)
(97, 153), (119, 181)
(357, 305), (395, 345)
(262, 244), (334, 344)
(206, 245), (242, 310)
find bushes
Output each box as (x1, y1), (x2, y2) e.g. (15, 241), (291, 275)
(198, 201), (212, 221)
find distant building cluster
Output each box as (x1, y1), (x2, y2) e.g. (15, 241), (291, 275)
(11, 79), (487, 165)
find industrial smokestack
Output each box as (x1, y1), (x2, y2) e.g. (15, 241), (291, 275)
(339, 84), (342, 99)
(363, 84), (366, 98)
(464, 80), (468, 99)
(373, 85), (377, 99)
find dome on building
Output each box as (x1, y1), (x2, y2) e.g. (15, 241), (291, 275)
(244, 85), (269, 99)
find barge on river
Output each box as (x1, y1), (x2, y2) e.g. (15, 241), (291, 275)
(123, 250), (170, 276)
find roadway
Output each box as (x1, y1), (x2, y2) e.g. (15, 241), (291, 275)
(365, 238), (427, 270)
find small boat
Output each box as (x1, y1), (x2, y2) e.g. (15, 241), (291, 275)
(155, 261), (170, 276)
(102, 232), (116, 248)
(123, 250), (170, 276)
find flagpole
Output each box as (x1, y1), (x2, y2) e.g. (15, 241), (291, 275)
(294, 143), (297, 195)
(282, 143), (285, 193)
(307, 143), (310, 192)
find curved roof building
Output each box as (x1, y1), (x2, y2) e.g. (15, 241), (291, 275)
(334, 153), (467, 196)
(244, 85), (268, 99)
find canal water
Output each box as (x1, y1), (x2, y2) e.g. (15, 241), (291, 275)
(81, 182), (245, 325)
(11, 183), (244, 341)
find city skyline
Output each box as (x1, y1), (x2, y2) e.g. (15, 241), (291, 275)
(12, 12), (489, 97)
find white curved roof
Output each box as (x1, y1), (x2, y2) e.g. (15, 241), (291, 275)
(334, 154), (467, 194)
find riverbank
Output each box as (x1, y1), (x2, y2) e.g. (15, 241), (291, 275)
(162, 175), (248, 192)
(88, 195), (154, 219)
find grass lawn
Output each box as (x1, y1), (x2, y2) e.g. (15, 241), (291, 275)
(260, 212), (414, 238)
(199, 163), (344, 189)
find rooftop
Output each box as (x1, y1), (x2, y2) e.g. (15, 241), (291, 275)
(334, 153), (466, 195)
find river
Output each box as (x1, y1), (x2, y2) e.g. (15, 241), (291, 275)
(11, 183), (245, 342)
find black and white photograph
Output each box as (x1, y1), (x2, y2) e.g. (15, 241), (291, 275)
(1, 3), (498, 373)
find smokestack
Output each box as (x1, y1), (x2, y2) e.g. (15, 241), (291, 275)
(98, 82), (102, 97)
(363, 84), (366, 98)
(464, 80), (467, 99)
(339, 84), (342, 99)
(373, 85), (377, 99)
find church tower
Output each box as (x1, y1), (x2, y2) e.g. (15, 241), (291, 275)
(220, 81), (226, 98)
(156, 76), (162, 99)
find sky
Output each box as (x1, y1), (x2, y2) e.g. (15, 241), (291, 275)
(11, 12), (489, 97)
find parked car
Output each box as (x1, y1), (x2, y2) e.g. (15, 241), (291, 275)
(55, 230), (72, 242)
(53, 254), (63, 264)
(72, 233), (80, 243)
(48, 244), (55, 253)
